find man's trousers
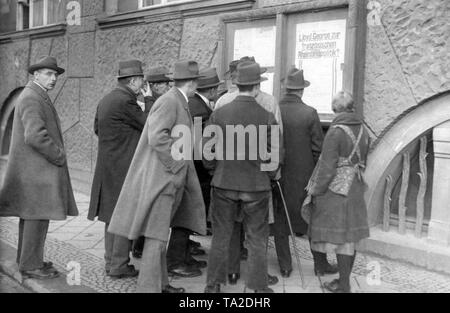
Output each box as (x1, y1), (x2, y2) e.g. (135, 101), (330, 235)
(16, 219), (49, 271)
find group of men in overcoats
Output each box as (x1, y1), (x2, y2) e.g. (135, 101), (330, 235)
(0, 53), (339, 292)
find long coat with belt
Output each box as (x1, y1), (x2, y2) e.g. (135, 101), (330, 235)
(278, 94), (323, 235)
(108, 87), (206, 242)
(0, 81), (78, 220)
(88, 84), (151, 223)
(309, 112), (370, 244)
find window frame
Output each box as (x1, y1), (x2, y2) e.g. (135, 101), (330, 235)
(220, 0), (367, 124)
(29, 0), (65, 29)
(137, 0), (195, 10)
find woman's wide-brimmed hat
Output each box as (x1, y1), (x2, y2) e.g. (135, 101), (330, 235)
(235, 61), (268, 86)
(28, 56), (65, 75)
(282, 67), (310, 89)
(197, 68), (223, 89)
(146, 67), (172, 83)
(117, 60), (144, 79)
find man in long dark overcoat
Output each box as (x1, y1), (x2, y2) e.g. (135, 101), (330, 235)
(275, 67), (337, 277)
(88, 60), (152, 278)
(0, 56), (78, 279)
(108, 60), (206, 293)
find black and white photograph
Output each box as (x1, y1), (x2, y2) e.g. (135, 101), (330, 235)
(0, 0), (449, 301)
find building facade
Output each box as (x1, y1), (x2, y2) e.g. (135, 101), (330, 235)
(0, 0), (449, 272)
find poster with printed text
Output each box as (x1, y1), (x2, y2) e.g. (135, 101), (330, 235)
(234, 26), (276, 95)
(296, 19), (347, 114)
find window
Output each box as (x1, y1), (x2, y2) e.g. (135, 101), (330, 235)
(226, 19), (277, 96)
(138, 0), (195, 9)
(225, 8), (350, 122)
(0, 0), (17, 33)
(29, 0), (65, 28)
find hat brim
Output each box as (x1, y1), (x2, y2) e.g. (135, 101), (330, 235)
(117, 73), (145, 79)
(285, 80), (310, 89)
(235, 76), (268, 86)
(28, 65), (65, 75)
(147, 78), (173, 83)
(168, 74), (204, 80)
(197, 80), (224, 89)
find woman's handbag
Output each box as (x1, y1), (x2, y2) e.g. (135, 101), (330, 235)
(328, 125), (364, 196)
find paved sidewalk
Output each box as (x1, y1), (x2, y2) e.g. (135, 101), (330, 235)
(1, 192), (450, 293)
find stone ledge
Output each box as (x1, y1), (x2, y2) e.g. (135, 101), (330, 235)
(221, 0), (348, 22)
(0, 24), (67, 45)
(359, 227), (450, 275)
(97, 0), (255, 29)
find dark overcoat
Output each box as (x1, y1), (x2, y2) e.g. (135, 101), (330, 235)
(188, 93), (213, 206)
(108, 87), (206, 242)
(88, 84), (150, 223)
(204, 95), (280, 192)
(0, 81), (78, 220)
(309, 112), (370, 244)
(278, 94), (323, 234)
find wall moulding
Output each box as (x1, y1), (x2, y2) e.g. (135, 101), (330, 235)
(97, 0), (256, 30)
(0, 24), (67, 45)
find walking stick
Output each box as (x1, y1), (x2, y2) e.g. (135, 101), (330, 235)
(276, 181), (306, 289)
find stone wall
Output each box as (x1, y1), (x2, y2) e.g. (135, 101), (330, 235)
(363, 0), (450, 137)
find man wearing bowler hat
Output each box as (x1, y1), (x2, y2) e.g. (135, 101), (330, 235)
(204, 61), (281, 293)
(275, 67), (337, 277)
(108, 60), (206, 293)
(88, 59), (152, 278)
(0, 56), (78, 279)
(132, 66), (173, 258)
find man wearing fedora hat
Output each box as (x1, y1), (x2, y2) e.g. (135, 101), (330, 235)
(216, 57), (283, 286)
(204, 61), (281, 293)
(132, 66), (173, 259)
(0, 56), (78, 279)
(165, 67), (223, 277)
(275, 67), (337, 278)
(88, 59), (153, 279)
(108, 60), (206, 293)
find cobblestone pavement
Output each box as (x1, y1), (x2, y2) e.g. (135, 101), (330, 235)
(1, 192), (450, 293)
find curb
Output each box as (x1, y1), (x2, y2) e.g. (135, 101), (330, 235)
(0, 239), (97, 293)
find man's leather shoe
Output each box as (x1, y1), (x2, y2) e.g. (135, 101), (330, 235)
(268, 274), (279, 285)
(228, 273), (240, 285)
(21, 268), (60, 280)
(187, 258), (207, 269)
(169, 265), (202, 278)
(280, 269), (292, 278)
(254, 287), (274, 293)
(204, 284), (221, 293)
(323, 279), (351, 293)
(190, 246), (206, 256)
(314, 263), (339, 276)
(42, 262), (59, 273)
(108, 265), (139, 279)
(162, 285), (186, 293)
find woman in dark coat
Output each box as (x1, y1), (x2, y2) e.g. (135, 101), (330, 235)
(308, 91), (370, 293)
